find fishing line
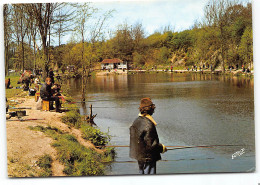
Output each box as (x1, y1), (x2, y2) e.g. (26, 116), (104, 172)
(102, 157), (216, 163)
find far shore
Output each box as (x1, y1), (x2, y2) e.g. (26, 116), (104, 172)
(93, 68), (254, 76)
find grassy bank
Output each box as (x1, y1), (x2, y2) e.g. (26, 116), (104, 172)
(28, 87), (114, 176)
(58, 85), (115, 175)
(8, 153), (53, 177)
(60, 101), (113, 148)
(29, 125), (114, 176)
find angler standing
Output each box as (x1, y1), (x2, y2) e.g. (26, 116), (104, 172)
(129, 97), (167, 174)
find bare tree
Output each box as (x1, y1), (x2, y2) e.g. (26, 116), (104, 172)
(12, 4), (29, 72)
(73, 3), (96, 75)
(26, 3), (59, 77)
(89, 9), (114, 44)
(27, 18), (39, 71)
(73, 2), (96, 102)
(131, 22), (145, 51)
(4, 4), (12, 76)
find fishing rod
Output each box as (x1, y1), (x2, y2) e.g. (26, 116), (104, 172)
(165, 144), (250, 150)
(68, 100), (115, 104)
(98, 144), (250, 150)
(103, 157), (216, 163)
(63, 106), (125, 109)
(7, 118), (45, 122)
(68, 101), (139, 104)
(9, 107), (32, 109)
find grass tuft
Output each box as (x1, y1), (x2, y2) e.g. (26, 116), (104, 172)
(80, 124), (110, 147)
(36, 154), (53, 177)
(61, 110), (81, 128)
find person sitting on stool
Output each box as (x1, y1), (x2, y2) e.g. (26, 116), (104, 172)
(40, 77), (61, 112)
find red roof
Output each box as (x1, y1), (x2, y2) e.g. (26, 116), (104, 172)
(101, 58), (123, 64)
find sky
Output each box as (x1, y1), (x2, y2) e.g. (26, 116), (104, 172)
(93, 0), (209, 33)
(62, 0), (250, 45)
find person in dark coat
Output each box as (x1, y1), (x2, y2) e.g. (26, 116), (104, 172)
(49, 68), (55, 84)
(129, 97), (167, 174)
(40, 77), (61, 112)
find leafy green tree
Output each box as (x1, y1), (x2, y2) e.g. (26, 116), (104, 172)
(133, 52), (145, 67)
(238, 27), (253, 69)
(144, 32), (164, 48)
(155, 47), (170, 65)
(171, 30), (194, 52)
(110, 23), (134, 62)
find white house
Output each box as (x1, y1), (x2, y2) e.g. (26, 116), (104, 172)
(101, 59), (128, 70)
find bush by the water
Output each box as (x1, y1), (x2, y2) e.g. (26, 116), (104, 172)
(61, 110), (81, 128)
(80, 124), (110, 147)
(60, 99), (111, 147)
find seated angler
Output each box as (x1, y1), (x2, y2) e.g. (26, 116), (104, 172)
(40, 77), (61, 113)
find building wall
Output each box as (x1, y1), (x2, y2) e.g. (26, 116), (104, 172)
(118, 62), (128, 69)
(101, 62), (128, 70)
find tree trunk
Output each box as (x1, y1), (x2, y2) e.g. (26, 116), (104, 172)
(21, 37), (25, 72)
(42, 40), (49, 79)
(5, 44), (9, 76)
(33, 39), (36, 71)
(82, 75), (86, 102)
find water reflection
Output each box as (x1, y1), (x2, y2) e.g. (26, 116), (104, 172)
(66, 73), (255, 174)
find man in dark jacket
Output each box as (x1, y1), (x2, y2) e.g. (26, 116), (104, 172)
(40, 77), (61, 112)
(130, 97), (167, 174)
(49, 68), (55, 84)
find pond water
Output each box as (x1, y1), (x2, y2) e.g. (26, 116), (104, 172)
(65, 72), (255, 175)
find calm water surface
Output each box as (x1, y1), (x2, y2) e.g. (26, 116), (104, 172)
(66, 73), (255, 175)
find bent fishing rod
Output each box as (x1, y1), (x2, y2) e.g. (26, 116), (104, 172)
(97, 144), (251, 150)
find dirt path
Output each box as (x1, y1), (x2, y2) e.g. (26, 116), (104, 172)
(6, 95), (101, 177)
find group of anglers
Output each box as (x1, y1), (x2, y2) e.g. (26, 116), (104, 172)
(6, 68), (63, 113)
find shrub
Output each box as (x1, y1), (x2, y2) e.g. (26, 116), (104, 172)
(61, 110), (81, 128)
(80, 124), (110, 147)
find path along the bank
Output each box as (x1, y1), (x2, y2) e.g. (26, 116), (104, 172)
(6, 95), (102, 177)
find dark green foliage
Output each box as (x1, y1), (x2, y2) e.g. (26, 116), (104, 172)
(61, 110), (81, 128)
(133, 52), (145, 67)
(80, 124), (110, 146)
(102, 147), (116, 163)
(37, 154), (53, 169)
(156, 47), (170, 64)
(171, 30), (194, 52)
